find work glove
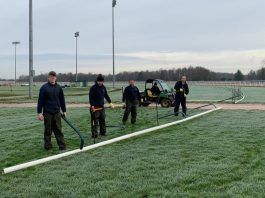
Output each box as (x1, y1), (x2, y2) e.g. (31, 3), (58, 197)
(109, 103), (115, 109)
(37, 113), (44, 121)
(63, 112), (67, 117)
(184, 94), (187, 97)
(180, 88), (184, 92)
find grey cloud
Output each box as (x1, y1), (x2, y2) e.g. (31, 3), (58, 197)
(1, 0), (265, 78)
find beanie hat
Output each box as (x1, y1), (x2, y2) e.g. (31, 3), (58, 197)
(96, 74), (104, 82)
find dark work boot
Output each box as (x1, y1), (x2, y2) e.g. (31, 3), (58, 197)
(44, 146), (53, 151)
(44, 142), (53, 150)
(131, 118), (136, 124)
(100, 133), (106, 136)
(91, 133), (98, 138)
(183, 110), (187, 117)
(174, 107), (179, 116)
(59, 146), (66, 151)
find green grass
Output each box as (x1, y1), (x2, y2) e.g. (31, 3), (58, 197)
(0, 106), (191, 169)
(0, 86), (38, 97)
(1, 107), (265, 197)
(240, 87), (265, 104)
(0, 82), (264, 104)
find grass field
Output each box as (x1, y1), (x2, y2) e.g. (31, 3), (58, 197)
(0, 82), (264, 104)
(1, 107), (265, 197)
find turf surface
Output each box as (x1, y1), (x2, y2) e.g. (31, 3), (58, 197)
(1, 108), (265, 197)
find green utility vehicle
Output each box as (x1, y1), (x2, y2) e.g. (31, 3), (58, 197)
(140, 79), (175, 107)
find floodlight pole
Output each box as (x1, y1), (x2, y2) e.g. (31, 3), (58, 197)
(29, 0), (33, 99)
(74, 32), (79, 82)
(12, 41), (20, 85)
(112, 0), (116, 88)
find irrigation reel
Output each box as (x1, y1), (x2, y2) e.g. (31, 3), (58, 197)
(232, 86), (245, 104)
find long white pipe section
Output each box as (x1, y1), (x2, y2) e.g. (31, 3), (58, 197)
(3, 107), (222, 174)
(235, 94), (245, 104)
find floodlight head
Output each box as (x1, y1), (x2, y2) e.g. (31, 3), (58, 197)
(112, 0), (116, 7)
(12, 41), (20, 45)
(74, 32), (79, 37)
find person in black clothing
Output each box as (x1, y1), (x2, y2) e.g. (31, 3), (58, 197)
(151, 82), (161, 96)
(122, 80), (141, 124)
(37, 71), (67, 150)
(174, 76), (189, 116)
(89, 74), (114, 138)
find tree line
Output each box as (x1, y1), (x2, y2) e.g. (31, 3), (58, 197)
(14, 66), (265, 82)
(233, 67), (265, 81)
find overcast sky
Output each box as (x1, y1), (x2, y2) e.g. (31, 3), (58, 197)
(1, 0), (265, 78)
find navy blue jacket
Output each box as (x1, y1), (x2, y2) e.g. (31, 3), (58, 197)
(122, 85), (141, 102)
(174, 81), (189, 98)
(89, 83), (111, 107)
(37, 82), (66, 114)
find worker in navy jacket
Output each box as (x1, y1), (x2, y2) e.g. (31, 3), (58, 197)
(174, 76), (189, 116)
(37, 71), (66, 150)
(122, 80), (141, 124)
(89, 74), (114, 138)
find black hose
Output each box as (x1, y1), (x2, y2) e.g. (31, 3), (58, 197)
(61, 113), (85, 149)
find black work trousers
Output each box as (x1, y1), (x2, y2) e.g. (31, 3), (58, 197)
(174, 96), (187, 115)
(122, 100), (138, 124)
(44, 112), (66, 150)
(91, 109), (106, 137)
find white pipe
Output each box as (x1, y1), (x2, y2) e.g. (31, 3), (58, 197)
(2, 107), (222, 174)
(235, 94), (245, 104)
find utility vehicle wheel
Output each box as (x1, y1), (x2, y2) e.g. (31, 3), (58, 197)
(160, 99), (171, 108)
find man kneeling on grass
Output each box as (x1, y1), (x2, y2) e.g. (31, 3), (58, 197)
(37, 71), (67, 151)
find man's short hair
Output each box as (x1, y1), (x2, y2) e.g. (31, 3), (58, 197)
(48, 71), (57, 76)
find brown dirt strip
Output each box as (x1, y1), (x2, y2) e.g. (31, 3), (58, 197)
(1, 103), (265, 110)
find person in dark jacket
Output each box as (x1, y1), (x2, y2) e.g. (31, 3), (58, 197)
(174, 76), (189, 116)
(151, 82), (161, 96)
(122, 80), (141, 124)
(37, 71), (66, 150)
(89, 74), (114, 138)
